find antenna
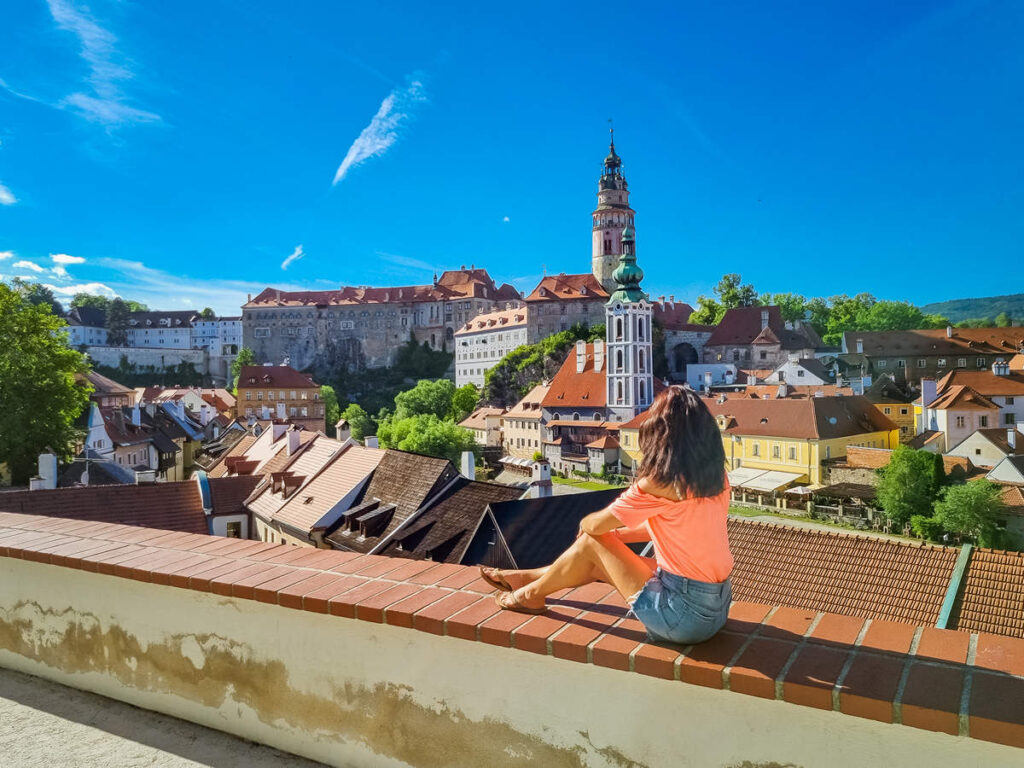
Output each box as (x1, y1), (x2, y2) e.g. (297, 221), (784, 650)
(608, 118), (614, 147)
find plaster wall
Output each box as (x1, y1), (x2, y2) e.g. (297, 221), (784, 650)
(0, 557), (1020, 768)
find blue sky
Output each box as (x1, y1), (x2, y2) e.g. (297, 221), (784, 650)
(1, 1), (1022, 315)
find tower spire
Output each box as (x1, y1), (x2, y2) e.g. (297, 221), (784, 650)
(591, 126), (634, 292)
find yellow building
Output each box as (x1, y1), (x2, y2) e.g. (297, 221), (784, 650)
(501, 383), (549, 459)
(618, 395), (899, 486)
(236, 364), (325, 432)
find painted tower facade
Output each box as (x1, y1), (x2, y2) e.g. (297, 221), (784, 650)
(605, 226), (653, 421)
(591, 131), (636, 293)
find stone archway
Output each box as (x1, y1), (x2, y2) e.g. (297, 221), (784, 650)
(670, 342), (698, 380)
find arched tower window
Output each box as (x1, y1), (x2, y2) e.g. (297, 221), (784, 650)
(639, 381), (646, 402)
(638, 349), (646, 372)
(616, 381), (623, 404)
(637, 318), (645, 341)
(615, 349), (624, 372)
(615, 317), (623, 340)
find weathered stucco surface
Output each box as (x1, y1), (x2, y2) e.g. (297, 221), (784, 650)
(0, 557), (1020, 768)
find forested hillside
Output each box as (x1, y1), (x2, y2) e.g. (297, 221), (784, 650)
(921, 293), (1024, 325)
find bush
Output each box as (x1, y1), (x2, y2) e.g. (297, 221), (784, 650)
(910, 514), (946, 542)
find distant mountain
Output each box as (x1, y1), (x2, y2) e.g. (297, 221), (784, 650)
(921, 293), (1024, 323)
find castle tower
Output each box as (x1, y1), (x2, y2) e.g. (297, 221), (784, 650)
(591, 129), (636, 293)
(605, 225), (653, 421)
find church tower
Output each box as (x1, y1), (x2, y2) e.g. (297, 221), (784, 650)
(591, 129), (635, 293)
(605, 225), (653, 421)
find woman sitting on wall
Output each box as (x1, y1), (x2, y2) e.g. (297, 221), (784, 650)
(483, 385), (733, 645)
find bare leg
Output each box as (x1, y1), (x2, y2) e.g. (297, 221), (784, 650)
(511, 533), (654, 610)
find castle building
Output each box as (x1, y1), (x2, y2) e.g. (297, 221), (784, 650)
(241, 268), (522, 371)
(605, 225), (654, 421)
(591, 130), (636, 293)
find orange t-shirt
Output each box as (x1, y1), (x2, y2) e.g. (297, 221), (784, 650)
(608, 481), (733, 583)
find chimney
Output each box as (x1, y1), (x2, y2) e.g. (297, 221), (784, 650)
(200, 404), (211, 426)
(277, 402), (286, 419)
(131, 404), (141, 427)
(461, 451), (475, 480)
(946, 325), (953, 338)
(336, 419), (351, 442)
(777, 383), (788, 398)
(747, 374), (756, 385)
(856, 338), (864, 354)
(760, 309), (770, 330)
(1007, 429), (1017, 451)
(529, 459), (552, 498)
(575, 339), (587, 373)
(704, 371), (713, 393)
(593, 339), (605, 372)
(287, 426), (301, 456)
(921, 378), (937, 407)
(34, 453), (57, 490)
(364, 436), (379, 449)
(272, 422), (289, 440)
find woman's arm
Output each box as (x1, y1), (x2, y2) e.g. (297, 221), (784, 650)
(612, 525), (652, 543)
(578, 509), (626, 537)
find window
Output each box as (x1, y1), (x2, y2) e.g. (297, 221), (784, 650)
(937, 358), (947, 367)
(957, 358), (967, 368)
(225, 522), (242, 538)
(290, 390), (296, 400)
(788, 446), (797, 460)
(897, 359), (906, 368)
(639, 381), (646, 402)
(1007, 413), (1016, 425)
(918, 359), (927, 368)
(772, 445), (780, 459)
(900, 408), (908, 415)
(752, 443), (760, 457)
(268, 390), (274, 400)
(279, 391), (285, 400)
(883, 407), (891, 415)
(1007, 397), (1015, 405)
(759, 351), (767, 361)
(977, 358), (986, 368)
(256, 391), (263, 400)
(245, 392), (252, 401)
(979, 416), (989, 428)
(955, 416), (966, 428)
(877, 360), (887, 368)
(778, 371), (785, 381)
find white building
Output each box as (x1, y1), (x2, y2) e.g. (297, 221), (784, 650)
(125, 311), (195, 349)
(454, 308), (528, 387)
(764, 357), (834, 386)
(604, 225), (653, 422)
(65, 306), (109, 347)
(193, 316), (242, 354)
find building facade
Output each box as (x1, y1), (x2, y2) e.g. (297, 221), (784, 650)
(454, 308), (528, 387)
(591, 129), (636, 293)
(235, 364), (325, 432)
(702, 306), (824, 369)
(524, 273), (608, 343)
(241, 268), (522, 371)
(501, 383), (548, 459)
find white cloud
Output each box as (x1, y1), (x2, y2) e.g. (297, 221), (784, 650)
(44, 281), (118, 298)
(46, 0), (159, 127)
(51, 253), (85, 264)
(333, 75), (427, 184)
(376, 251), (434, 273)
(0, 182), (16, 205)
(0, 251), (13, 260)
(13, 260), (46, 273)
(503, 216), (510, 223)
(281, 245), (304, 270)
(51, 265), (69, 278)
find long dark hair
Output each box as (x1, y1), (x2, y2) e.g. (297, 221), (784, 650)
(637, 385), (726, 499)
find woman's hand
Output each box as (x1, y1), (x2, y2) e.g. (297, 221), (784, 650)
(578, 509), (621, 537)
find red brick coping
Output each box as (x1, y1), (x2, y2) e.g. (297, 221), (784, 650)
(1, 511), (1022, 750)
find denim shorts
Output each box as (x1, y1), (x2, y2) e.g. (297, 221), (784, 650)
(629, 569), (732, 645)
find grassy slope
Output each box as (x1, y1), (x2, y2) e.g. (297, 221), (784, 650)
(920, 293), (1024, 322)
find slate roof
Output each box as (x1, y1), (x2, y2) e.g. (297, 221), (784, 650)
(0, 482), (208, 534)
(863, 375), (916, 405)
(380, 479), (523, 563)
(81, 370), (134, 396)
(953, 548), (1024, 637)
(525, 273), (609, 303)
(325, 450), (459, 553)
(475, 489), (623, 569)
(237, 365), (318, 389)
(66, 305), (106, 327)
(728, 519), (959, 626)
(705, 395), (898, 439)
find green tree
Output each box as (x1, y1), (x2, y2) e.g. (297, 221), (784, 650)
(377, 413), (478, 465)
(124, 300), (149, 312)
(231, 347), (256, 394)
(11, 278), (62, 315)
(910, 514), (946, 542)
(822, 293), (875, 346)
(760, 292), (808, 323)
(70, 293), (112, 311)
(451, 383), (479, 423)
(689, 295), (724, 325)
(805, 296), (831, 337)
(995, 311), (1012, 328)
(876, 446), (945, 527)
(713, 273), (758, 309)
(339, 403), (375, 441)
(0, 283), (91, 483)
(393, 379), (457, 421)
(320, 385), (341, 435)
(104, 297), (131, 346)
(199, 307), (216, 320)
(933, 480), (1007, 546)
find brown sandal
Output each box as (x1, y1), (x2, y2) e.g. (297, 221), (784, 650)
(479, 566), (513, 592)
(495, 589), (546, 615)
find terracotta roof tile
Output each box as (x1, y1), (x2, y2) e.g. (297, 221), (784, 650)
(503, 383), (549, 419)
(926, 385), (1000, 411)
(0, 483), (208, 534)
(845, 328), (1024, 358)
(525, 273), (608, 302)
(455, 307), (527, 335)
(207, 476), (261, 516)
(954, 548), (1024, 637)
(237, 365), (318, 389)
(728, 518), (959, 626)
(705, 395), (897, 440)
(541, 343), (607, 408)
(458, 407), (506, 430)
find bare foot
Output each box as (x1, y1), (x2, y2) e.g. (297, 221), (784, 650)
(495, 588), (546, 614)
(480, 567), (535, 591)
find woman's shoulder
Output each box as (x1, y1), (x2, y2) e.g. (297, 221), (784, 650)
(635, 477), (682, 502)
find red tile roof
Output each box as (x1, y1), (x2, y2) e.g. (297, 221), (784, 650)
(843, 445), (973, 476)
(954, 548), (1024, 637)
(237, 365), (318, 390)
(652, 301), (696, 330)
(0, 482), (208, 534)
(503, 383), (549, 419)
(927, 385), (1000, 411)
(525, 273), (608, 303)
(455, 307), (527, 335)
(846, 327), (1024, 358)
(706, 306), (823, 350)
(541, 343), (607, 408)
(458, 407), (506, 430)
(742, 385), (855, 399)
(705, 395), (897, 440)
(936, 369), (1024, 398)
